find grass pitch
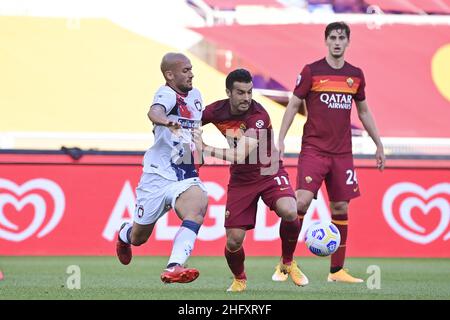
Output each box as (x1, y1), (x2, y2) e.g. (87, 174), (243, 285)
(0, 256), (449, 300)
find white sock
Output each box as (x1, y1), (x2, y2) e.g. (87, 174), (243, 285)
(119, 223), (132, 244)
(167, 227), (197, 266)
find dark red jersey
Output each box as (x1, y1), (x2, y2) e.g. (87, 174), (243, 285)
(203, 99), (281, 183)
(293, 58), (366, 155)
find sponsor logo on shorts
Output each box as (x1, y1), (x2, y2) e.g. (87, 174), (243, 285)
(225, 210), (230, 219)
(280, 187), (290, 191)
(137, 205), (144, 218)
(353, 186), (359, 192)
(305, 176), (313, 184)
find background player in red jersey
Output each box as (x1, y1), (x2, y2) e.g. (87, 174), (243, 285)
(194, 69), (307, 292)
(276, 21), (385, 283)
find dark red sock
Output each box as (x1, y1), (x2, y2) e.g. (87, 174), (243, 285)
(224, 246), (246, 280)
(280, 218), (301, 264)
(331, 214), (348, 272)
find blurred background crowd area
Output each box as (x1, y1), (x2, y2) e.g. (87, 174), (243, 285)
(0, 0), (449, 156)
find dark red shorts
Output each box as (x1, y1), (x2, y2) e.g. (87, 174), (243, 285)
(296, 150), (360, 202)
(225, 168), (295, 230)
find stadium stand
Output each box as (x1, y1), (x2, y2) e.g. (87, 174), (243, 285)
(0, 1), (448, 155)
(365, 0), (450, 15)
(191, 0), (450, 14)
(198, 0), (285, 10)
(191, 23), (450, 153)
(0, 16), (304, 152)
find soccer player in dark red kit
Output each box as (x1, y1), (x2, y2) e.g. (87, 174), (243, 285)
(194, 69), (308, 292)
(275, 21), (385, 283)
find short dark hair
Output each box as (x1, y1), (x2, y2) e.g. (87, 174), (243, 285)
(325, 21), (350, 40)
(226, 69), (252, 91)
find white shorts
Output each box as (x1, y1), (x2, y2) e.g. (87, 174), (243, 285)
(133, 173), (207, 225)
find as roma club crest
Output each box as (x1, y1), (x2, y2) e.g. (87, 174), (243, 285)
(346, 77), (354, 88)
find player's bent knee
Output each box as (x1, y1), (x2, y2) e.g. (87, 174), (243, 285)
(225, 228), (246, 251)
(185, 213), (204, 225)
(297, 199), (311, 214)
(196, 195), (209, 216)
(227, 239), (243, 252)
(175, 187), (208, 219)
(199, 191), (209, 207)
(330, 202), (348, 215)
(280, 210), (298, 221)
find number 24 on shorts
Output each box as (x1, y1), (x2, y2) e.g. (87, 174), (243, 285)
(346, 169), (358, 185)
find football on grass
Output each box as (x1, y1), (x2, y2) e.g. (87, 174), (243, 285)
(305, 221), (341, 257)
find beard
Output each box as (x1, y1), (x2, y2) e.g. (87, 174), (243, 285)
(178, 84), (192, 93)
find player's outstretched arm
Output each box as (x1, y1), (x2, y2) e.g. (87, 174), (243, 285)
(355, 100), (385, 171)
(195, 132), (258, 164)
(147, 104), (181, 129)
(192, 128), (205, 165)
(278, 95), (303, 156)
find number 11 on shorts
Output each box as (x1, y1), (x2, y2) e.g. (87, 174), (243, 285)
(274, 176), (289, 185)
